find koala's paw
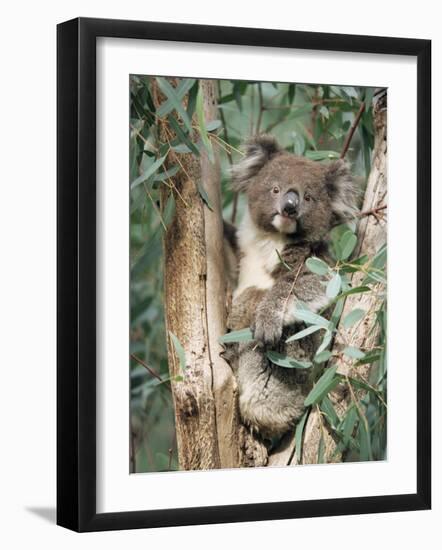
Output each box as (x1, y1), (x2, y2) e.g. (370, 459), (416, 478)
(252, 308), (283, 346)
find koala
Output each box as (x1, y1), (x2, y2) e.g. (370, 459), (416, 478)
(225, 135), (358, 438)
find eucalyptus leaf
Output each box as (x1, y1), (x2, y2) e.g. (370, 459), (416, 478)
(343, 308), (365, 329)
(305, 150), (339, 161)
(267, 351), (312, 369)
(156, 78), (196, 118)
(153, 165), (180, 183)
(358, 412), (372, 461)
(295, 408), (310, 462)
(339, 231), (358, 260)
(294, 308), (330, 329)
(326, 273), (342, 298)
(321, 395), (340, 429)
(168, 115), (200, 157)
(205, 119), (222, 132)
(305, 257), (329, 276)
(343, 346), (366, 359)
(314, 350), (332, 363)
(196, 182), (214, 211)
(219, 328), (254, 344)
(169, 331), (187, 373)
(130, 153), (167, 190)
(316, 330), (333, 355)
(156, 78), (193, 132)
(304, 365), (339, 406)
(286, 324), (323, 343)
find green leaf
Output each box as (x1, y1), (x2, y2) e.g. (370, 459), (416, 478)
(186, 80), (199, 119)
(355, 353), (381, 366)
(205, 119), (222, 132)
(364, 88), (375, 111)
(292, 133), (305, 156)
(343, 308), (365, 329)
(328, 298), (345, 329)
(304, 365), (339, 406)
(371, 244), (387, 270)
(288, 83), (296, 104)
(314, 350), (332, 363)
(341, 86), (359, 99)
(363, 270), (387, 285)
(156, 78), (193, 132)
(295, 409), (310, 462)
(340, 406), (358, 445)
(169, 331), (187, 373)
(219, 328), (253, 344)
(321, 395), (340, 429)
(276, 249), (293, 271)
(326, 286), (371, 307)
(326, 273), (342, 298)
(153, 165), (180, 183)
(341, 375), (385, 405)
(162, 192), (176, 227)
(343, 346), (365, 359)
(294, 307), (330, 329)
(358, 412), (372, 461)
(130, 153), (168, 190)
(157, 78), (196, 117)
(319, 105), (329, 119)
(172, 143), (192, 154)
(316, 330), (333, 355)
(305, 150), (340, 161)
(232, 81), (247, 111)
(286, 324), (323, 343)
(168, 115), (200, 157)
(196, 86), (215, 163)
(196, 182), (214, 211)
(339, 231), (358, 260)
(305, 257), (329, 276)
(267, 351), (312, 369)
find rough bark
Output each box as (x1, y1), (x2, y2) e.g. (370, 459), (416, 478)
(199, 81), (244, 468)
(157, 79), (251, 470)
(300, 90), (387, 464)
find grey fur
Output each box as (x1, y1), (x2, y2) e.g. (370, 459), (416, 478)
(231, 135), (281, 192)
(226, 135), (359, 437)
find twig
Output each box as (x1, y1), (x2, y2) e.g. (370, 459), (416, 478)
(282, 260), (305, 316)
(358, 204), (387, 222)
(130, 415), (136, 473)
(130, 353), (170, 390)
(256, 83), (264, 133)
(340, 102), (365, 159)
(231, 194), (239, 224)
(130, 123), (158, 153)
(143, 182), (167, 231)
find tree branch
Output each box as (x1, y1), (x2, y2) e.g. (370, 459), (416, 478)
(340, 102), (365, 159)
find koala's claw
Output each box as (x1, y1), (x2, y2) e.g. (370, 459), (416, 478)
(252, 311), (283, 346)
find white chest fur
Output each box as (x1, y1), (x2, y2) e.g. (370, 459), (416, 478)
(234, 208), (290, 298)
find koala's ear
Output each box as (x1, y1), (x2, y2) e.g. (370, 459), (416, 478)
(324, 160), (359, 223)
(231, 134), (281, 192)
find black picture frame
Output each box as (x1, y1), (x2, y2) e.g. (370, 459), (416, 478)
(57, 17), (431, 532)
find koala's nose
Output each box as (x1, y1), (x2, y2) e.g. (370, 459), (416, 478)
(282, 191), (299, 217)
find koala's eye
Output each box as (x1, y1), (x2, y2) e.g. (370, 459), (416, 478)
(304, 193), (312, 202)
(272, 186), (280, 194)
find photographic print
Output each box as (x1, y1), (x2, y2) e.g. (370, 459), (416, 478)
(129, 76), (387, 473)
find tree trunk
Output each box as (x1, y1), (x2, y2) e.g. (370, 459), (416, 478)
(157, 79), (251, 469)
(300, 90), (388, 465)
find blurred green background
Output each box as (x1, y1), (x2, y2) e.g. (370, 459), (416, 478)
(129, 77), (377, 473)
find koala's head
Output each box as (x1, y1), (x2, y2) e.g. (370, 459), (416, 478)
(232, 135), (359, 242)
